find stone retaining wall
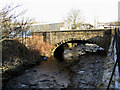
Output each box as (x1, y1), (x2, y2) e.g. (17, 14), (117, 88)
(100, 36), (120, 89)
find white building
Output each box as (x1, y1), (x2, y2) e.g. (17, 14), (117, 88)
(29, 22), (64, 32)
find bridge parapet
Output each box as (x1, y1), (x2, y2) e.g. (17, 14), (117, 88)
(33, 29), (112, 54)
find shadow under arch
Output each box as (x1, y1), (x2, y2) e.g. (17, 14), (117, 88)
(52, 37), (108, 59)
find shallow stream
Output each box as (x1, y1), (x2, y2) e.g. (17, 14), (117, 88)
(3, 43), (106, 88)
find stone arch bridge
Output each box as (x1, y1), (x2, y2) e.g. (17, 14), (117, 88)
(33, 29), (113, 55)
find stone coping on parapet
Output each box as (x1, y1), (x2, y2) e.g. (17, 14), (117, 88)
(32, 29), (111, 33)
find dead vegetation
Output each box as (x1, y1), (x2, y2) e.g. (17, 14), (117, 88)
(2, 35), (54, 81)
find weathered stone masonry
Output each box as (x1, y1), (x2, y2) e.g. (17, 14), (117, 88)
(33, 29), (113, 54)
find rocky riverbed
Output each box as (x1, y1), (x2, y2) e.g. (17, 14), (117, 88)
(68, 52), (105, 88)
(3, 43), (106, 89)
(3, 57), (70, 88)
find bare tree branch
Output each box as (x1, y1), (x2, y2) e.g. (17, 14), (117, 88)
(65, 8), (82, 30)
(0, 3), (34, 40)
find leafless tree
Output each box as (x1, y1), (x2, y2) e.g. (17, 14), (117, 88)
(65, 9), (83, 29)
(0, 3), (34, 41)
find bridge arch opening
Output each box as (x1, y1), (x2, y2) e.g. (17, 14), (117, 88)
(53, 39), (106, 60)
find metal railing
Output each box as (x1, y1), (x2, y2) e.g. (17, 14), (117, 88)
(107, 28), (120, 89)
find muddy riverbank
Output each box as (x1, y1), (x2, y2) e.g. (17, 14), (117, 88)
(3, 43), (106, 88)
(3, 57), (70, 88)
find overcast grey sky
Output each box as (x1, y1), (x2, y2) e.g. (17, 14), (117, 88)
(1, 0), (120, 24)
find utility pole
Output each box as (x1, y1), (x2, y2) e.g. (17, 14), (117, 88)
(94, 9), (96, 29)
(94, 16), (96, 29)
